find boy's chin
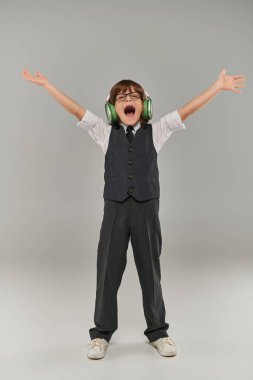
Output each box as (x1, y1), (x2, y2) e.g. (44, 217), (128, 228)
(120, 116), (139, 126)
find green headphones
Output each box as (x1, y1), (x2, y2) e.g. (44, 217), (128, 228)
(105, 90), (153, 124)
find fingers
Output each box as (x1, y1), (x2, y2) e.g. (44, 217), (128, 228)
(22, 69), (31, 78)
(22, 69), (37, 82)
(233, 75), (246, 81)
(22, 69), (39, 81)
(235, 79), (246, 88)
(234, 83), (246, 88)
(23, 68), (31, 76)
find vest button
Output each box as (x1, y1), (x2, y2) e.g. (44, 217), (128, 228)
(128, 186), (134, 193)
(128, 174), (133, 180)
(128, 160), (133, 165)
(128, 146), (133, 152)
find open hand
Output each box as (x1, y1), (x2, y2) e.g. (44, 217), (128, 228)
(21, 68), (49, 87)
(216, 68), (246, 93)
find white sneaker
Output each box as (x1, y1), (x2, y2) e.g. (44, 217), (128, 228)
(150, 337), (177, 357)
(87, 338), (109, 359)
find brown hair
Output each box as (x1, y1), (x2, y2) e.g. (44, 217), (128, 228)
(108, 79), (149, 124)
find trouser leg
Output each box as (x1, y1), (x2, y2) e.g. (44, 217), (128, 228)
(89, 198), (130, 342)
(129, 197), (169, 343)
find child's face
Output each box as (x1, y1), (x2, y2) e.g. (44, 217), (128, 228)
(114, 86), (144, 127)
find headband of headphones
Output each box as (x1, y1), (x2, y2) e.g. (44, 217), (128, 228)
(105, 90), (153, 124)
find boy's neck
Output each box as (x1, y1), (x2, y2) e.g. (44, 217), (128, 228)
(120, 121), (141, 129)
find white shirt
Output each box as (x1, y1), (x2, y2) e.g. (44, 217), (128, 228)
(75, 109), (187, 154)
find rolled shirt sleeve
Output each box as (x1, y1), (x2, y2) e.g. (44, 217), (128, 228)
(75, 110), (111, 154)
(152, 109), (186, 153)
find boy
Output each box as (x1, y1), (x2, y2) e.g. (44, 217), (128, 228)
(22, 68), (246, 359)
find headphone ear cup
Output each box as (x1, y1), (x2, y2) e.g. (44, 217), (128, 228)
(142, 98), (153, 121)
(105, 102), (118, 124)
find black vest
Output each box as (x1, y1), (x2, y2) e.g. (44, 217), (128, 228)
(103, 122), (160, 202)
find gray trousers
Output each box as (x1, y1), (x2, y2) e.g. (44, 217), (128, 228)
(89, 196), (169, 343)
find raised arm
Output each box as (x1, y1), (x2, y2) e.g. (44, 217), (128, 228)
(21, 68), (85, 121)
(177, 68), (246, 122)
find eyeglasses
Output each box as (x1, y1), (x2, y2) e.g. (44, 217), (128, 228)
(115, 92), (142, 102)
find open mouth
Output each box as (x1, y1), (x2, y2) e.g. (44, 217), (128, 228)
(124, 105), (135, 117)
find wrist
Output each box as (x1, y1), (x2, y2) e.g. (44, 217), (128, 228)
(44, 82), (52, 90)
(213, 80), (223, 92)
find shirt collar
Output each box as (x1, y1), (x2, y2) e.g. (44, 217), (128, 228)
(119, 121), (141, 134)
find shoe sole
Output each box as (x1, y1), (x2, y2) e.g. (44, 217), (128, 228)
(158, 351), (177, 357)
(87, 354), (105, 359)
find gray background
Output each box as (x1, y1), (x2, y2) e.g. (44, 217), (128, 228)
(0, 0), (252, 379)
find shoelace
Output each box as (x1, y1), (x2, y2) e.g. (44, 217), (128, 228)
(158, 337), (175, 346)
(89, 338), (106, 350)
